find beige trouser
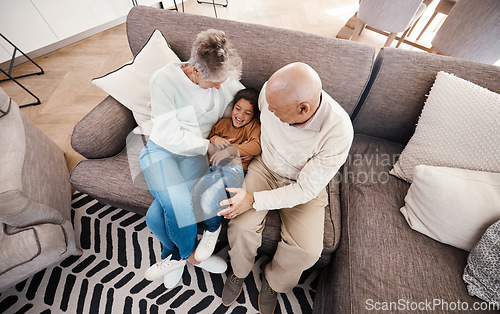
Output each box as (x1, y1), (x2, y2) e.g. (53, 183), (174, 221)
(227, 156), (328, 293)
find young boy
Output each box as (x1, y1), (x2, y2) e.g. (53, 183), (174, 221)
(192, 88), (261, 262)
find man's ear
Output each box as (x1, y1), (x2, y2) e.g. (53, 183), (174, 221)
(298, 102), (310, 115)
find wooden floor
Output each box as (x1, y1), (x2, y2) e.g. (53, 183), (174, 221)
(0, 0), (440, 172)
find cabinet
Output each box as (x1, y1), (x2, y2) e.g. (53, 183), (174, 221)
(31, 0), (97, 40)
(0, 0), (154, 65)
(0, 0), (59, 61)
(85, 0), (133, 26)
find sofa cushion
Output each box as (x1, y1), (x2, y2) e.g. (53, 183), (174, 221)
(390, 71), (500, 183)
(463, 220), (500, 305)
(70, 145), (154, 216)
(314, 134), (486, 313)
(353, 48), (500, 144)
(400, 165), (500, 251)
(0, 89), (71, 226)
(259, 173), (342, 268)
(71, 96), (137, 159)
(0, 226), (39, 277)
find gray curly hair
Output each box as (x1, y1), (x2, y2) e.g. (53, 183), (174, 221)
(189, 29), (242, 82)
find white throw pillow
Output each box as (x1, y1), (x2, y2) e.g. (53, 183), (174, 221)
(390, 71), (500, 183)
(92, 29), (180, 135)
(400, 165), (500, 251)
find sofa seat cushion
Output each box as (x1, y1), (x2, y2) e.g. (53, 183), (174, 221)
(401, 165), (500, 251)
(314, 134), (489, 313)
(259, 173), (341, 269)
(70, 146), (154, 216)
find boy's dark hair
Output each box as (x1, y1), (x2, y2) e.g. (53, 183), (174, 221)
(231, 88), (260, 117)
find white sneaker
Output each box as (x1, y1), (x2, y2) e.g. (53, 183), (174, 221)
(195, 226), (222, 262)
(164, 266), (184, 288)
(144, 255), (186, 281)
(194, 254), (227, 274)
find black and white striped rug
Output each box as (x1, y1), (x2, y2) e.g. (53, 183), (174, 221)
(0, 192), (319, 313)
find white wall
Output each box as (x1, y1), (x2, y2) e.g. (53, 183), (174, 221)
(0, 0), (176, 66)
(0, 0), (59, 61)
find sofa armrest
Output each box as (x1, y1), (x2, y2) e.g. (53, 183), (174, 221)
(0, 221), (81, 291)
(71, 96), (137, 159)
(0, 190), (66, 227)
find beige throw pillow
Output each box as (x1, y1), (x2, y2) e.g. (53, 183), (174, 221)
(400, 165), (500, 251)
(92, 29), (180, 135)
(390, 71), (500, 183)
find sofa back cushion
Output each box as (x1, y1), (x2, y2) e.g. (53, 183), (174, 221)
(352, 47), (500, 144)
(126, 6), (375, 116)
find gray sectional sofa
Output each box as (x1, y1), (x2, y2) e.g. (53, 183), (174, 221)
(69, 5), (500, 313)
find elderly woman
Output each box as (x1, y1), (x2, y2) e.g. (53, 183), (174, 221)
(140, 29), (244, 288)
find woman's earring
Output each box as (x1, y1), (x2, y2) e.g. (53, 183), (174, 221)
(193, 67), (199, 85)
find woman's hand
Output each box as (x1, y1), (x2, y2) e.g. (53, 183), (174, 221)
(210, 145), (239, 166)
(213, 136), (233, 145)
(208, 142), (230, 155)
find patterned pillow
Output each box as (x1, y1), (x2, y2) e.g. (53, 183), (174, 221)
(463, 220), (500, 305)
(390, 71), (500, 183)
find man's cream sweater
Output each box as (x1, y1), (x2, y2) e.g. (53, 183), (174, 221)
(253, 82), (354, 210)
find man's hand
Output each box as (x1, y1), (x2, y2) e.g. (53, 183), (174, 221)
(217, 188), (254, 219)
(240, 155), (254, 163)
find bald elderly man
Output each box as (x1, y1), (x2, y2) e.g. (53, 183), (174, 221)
(218, 62), (353, 313)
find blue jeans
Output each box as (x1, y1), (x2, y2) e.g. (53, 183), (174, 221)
(191, 161), (245, 232)
(139, 140), (208, 260)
